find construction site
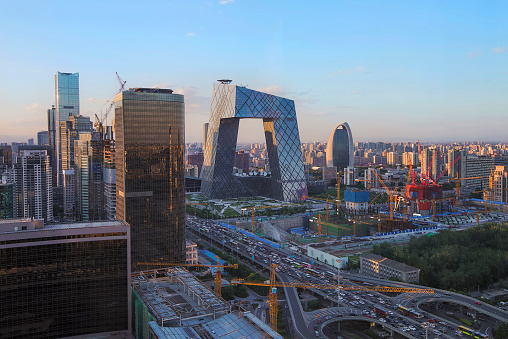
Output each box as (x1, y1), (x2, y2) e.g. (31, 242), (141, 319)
(132, 266), (282, 339)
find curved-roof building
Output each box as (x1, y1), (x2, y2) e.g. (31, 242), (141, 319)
(325, 122), (354, 170)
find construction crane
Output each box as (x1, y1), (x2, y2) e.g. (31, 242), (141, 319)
(450, 175), (482, 207)
(116, 72), (127, 92)
(433, 156), (460, 184)
(231, 263), (434, 332)
(93, 100), (114, 138)
(137, 256), (238, 297)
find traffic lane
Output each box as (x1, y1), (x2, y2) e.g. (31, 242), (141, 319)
(280, 274), (315, 339)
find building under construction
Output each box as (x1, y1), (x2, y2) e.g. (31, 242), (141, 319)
(132, 267), (282, 339)
(405, 182), (451, 215)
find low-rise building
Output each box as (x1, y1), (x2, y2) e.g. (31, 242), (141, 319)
(186, 240), (198, 265)
(360, 253), (420, 283)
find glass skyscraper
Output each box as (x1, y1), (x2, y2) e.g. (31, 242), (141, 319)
(55, 72), (80, 186)
(201, 81), (307, 202)
(325, 122), (354, 170)
(0, 220), (130, 338)
(114, 88), (185, 268)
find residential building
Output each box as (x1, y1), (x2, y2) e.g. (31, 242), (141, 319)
(360, 253), (420, 283)
(492, 166), (508, 203)
(187, 152), (204, 176)
(0, 182), (14, 219)
(115, 88), (186, 267)
(13, 147), (53, 222)
(0, 219), (130, 338)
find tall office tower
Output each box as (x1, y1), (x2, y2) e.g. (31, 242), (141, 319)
(37, 131), (49, 145)
(74, 133), (105, 221)
(201, 82), (307, 202)
(0, 146), (12, 173)
(62, 169), (76, 220)
(47, 106), (57, 185)
(115, 88), (185, 266)
(0, 181), (14, 219)
(188, 152), (204, 177)
(103, 139), (116, 220)
(0, 219), (130, 338)
(55, 72), (80, 186)
(326, 122), (354, 170)
(60, 115), (94, 172)
(13, 147), (53, 222)
(203, 122), (209, 148)
(234, 149), (250, 174)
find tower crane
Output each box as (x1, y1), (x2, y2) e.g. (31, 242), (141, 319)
(231, 263), (433, 332)
(116, 72), (127, 92)
(450, 175), (482, 207)
(137, 255), (238, 297)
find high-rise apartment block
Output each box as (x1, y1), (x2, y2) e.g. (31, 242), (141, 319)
(0, 219), (131, 338)
(115, 88), (186, 266)
(13, 147), (53, 222)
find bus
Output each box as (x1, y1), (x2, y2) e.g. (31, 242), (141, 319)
(325, 271), (336, 278)
(373, 307), (386, 317)
(305, 268), (320, 276)
(397, 305), (423, 319)
(458, 326), (489, 339)
(302, 262), (311, 268)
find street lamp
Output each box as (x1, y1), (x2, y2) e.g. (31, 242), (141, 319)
(421, 322), (431, 339)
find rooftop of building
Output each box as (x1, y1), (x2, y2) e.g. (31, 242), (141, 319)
(132, 267), (230, 327)
(362, 253), (420, 273)
(149, 311), (282, 339)
(0, 219), (128, 236)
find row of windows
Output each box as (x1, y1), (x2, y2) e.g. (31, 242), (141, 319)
(0, 232), (127, 246)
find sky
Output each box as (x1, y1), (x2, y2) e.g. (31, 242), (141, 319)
(0, 0), (507, 144)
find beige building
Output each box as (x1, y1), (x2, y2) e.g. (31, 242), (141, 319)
(360, 253), (420, 283)
(186, 240), (198, 265)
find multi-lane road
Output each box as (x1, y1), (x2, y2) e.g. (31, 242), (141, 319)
(186, 216), (508, 339)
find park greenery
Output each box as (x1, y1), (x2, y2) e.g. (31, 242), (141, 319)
(372, 222), (508, 291)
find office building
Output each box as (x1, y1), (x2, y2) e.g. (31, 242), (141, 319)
(55, 72), (80, 186)
(234, 149), (250, 174)
(47, 106), (57, 185)
(201, 81), (307, 202)
(74, 133), (105, 221)
(187, 152), (204, 177)
(60, 115), (94, 172)
(492, 166), (508, 203)
(0, 182), (14, 219)
(325, 122), (354, 170)
(115, 88), (186, 266)
(62, 169), (76, 220)
(0, 219), (130, 338)
(103, 139), (116, 220)
(0, 146), (12, 172)
(37, 131), (49, 145)
(13, 147), (53, 222)
(360, 253), (420, 284)
(322, 166), (337, 184)
(460, 155), (494, 195)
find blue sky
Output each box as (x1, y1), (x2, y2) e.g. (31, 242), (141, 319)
(0, 0), (506, 143)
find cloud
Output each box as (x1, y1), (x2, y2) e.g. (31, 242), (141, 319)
(492, 47), (506, 55)
(187, 32), (196, 36)
(219, 0), (234, 4)
(467, 50), (481, 59)
(26, 103), (40, 111)
(152, 82), (171, 88)
(327, 67), (368, 78)
(350, 90), (368, 96)
(174, 86), (210, 115)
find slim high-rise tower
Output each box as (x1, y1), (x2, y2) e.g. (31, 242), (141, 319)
(115, 88), (185, 267)
(55, 72), (80, 186)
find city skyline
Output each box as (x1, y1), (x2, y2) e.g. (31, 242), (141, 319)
(0, 1), (507, 143)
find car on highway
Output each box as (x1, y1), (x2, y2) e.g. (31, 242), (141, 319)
(315, 330), (320, 337)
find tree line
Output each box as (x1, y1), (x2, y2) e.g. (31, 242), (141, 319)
(372, 222), (508, 292)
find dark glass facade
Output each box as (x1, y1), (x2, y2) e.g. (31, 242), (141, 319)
(201, 82), (307, 202)
(325, 122), (354, 170)
(0, 221), (130, 338)
(115, 88), (185, 268)
(0, 183), (14, 218)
